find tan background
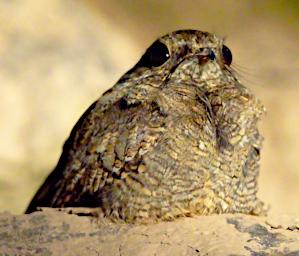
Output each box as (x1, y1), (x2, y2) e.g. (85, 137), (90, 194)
(0, 0), (298, 215)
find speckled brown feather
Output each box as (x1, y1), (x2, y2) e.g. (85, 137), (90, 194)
(26, 30), (266, 222)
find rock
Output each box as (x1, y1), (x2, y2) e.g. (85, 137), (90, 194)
(1, 209), (299, 255)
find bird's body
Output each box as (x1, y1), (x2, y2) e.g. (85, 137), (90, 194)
(26, 30), (266, 222)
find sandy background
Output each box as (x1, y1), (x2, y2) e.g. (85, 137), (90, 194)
(0, 0), (298, 215)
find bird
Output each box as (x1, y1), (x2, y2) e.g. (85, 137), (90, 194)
(25, 29), (266, 223)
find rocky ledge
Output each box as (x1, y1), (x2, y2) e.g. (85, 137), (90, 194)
(1, 209), (299, 256)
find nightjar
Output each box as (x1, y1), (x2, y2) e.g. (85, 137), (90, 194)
(26, 30), (266, 222)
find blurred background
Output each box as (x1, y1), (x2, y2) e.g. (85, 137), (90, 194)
(0, 0), (298, 215)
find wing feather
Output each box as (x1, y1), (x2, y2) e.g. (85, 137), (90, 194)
(25, 95), (166, 213)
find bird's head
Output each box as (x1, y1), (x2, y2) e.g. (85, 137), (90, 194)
(117, 30), (235, 91)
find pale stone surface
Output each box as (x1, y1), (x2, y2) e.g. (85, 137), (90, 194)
(1, 209), (299, 256)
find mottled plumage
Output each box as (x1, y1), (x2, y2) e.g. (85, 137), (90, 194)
(26, 30), (266, 222)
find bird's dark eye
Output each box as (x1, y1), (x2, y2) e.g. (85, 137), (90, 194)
(138, 40), (170, 68)
(222, 45), (232, 66)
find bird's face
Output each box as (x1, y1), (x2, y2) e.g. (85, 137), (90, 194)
(100, 29), (262, 119)
(118, 30), (236, 91)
